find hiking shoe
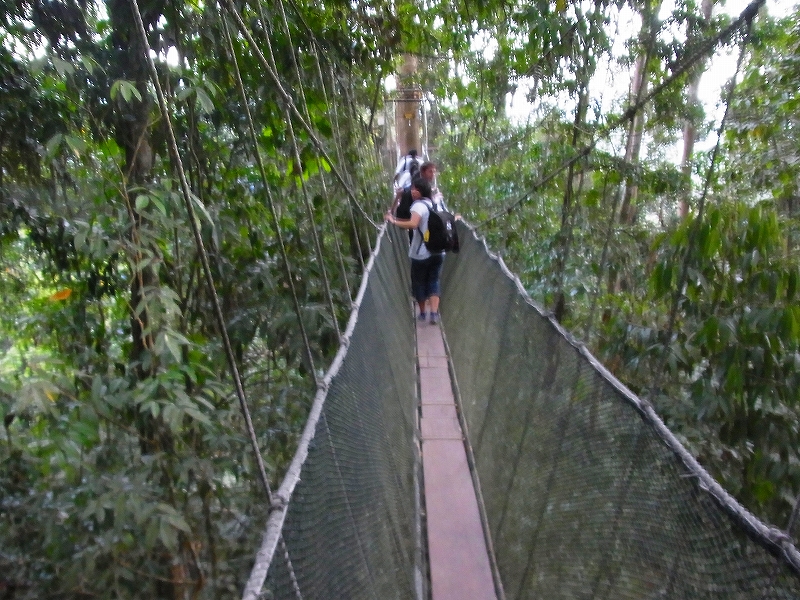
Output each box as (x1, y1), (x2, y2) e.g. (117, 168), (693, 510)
(429, 312), (439, 325)
(417, 312), (427, 322)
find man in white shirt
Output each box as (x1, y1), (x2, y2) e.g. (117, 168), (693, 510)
(393, 149), (419, 190)
(419, 160), (444, 204)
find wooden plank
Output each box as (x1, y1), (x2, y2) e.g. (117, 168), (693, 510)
(422, 404), (458, 419)
(421, 416), (462, 440)
(416, 319), (498, 600)
(419, 367), (454, 404)
(423, 440), (497, 599)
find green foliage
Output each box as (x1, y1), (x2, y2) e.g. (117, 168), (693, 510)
(422, 0), (800, 534)
(600, 201), (800, 523)
(0, 0), (393, 596)
(722, 11), (800, 210)
(3, 0), (800, 593)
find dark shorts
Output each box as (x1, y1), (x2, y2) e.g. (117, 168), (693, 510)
(410, 254), (444, 303)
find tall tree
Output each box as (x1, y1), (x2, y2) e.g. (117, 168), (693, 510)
(548, 0), (615, 323)
(0, 0), (405, 596)
(679, 0), (715, 219)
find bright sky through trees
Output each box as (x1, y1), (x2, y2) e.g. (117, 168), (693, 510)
(495, 0), (795, 161)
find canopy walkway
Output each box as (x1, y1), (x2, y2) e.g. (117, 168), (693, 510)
(242, 223), (800, 600)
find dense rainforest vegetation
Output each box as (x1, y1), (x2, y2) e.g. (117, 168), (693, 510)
(1, 0), (799, 596)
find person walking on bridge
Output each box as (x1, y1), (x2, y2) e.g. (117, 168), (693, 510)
(419, 160), (460, 220)
(391, 159), (454, 222)
(419, 160), (443, 204)
(385, 177), (445, 325)
(393, 148), (420, 190)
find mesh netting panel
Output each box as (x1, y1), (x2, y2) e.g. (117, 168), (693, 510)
(250, 226), (421, 600)
(440, 223), (800, 599)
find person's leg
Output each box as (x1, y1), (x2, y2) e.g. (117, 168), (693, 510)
(410, 259), (428, 319)
(426, 254), (445, 323)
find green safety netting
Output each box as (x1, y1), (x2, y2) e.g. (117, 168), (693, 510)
(244, 222), (800, 600)
(243, 225), (423, 600)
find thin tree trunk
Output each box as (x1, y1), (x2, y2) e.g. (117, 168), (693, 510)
(553, 77), (590, 323)
(109, 1), (187, 597)
(607, 0), (660, 297)
(108, 0), (157, 382)
(679, 0), (714, 219)
(618, 53), (649, 227)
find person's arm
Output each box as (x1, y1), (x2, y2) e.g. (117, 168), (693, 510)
(389, 188), (402, 213)
(393, 156), (407, 180)
(438, 195), (461, 221)
(385, 210), (421, 230)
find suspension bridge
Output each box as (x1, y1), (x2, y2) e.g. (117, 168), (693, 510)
(122, 4), (795, 595)
(4, 0), (797, 595)
(239, 223), (800, 600)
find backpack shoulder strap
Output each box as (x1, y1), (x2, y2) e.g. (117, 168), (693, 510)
(415, 199), (433, 234)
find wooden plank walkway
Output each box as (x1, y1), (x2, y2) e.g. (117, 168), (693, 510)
(416, 319), (498, 600)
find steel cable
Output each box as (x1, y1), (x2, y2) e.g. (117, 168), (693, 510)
(128, 0), (274, 504)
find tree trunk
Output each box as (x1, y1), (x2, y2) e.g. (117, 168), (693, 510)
(607, 0), (659, 297)
(553, 79), (590, 323)
(108, 0), (158, 383)
(618, 53), (649, 227)
(395, 54), (421, 157)
(679, 0), (714, 219)
(108, 1), (186, 598)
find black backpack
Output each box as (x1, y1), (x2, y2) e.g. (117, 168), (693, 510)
(408, 158), (420, 179)
(393, 157), (420, 219)
(421, 200), (459, 253)
(395, 188), (413, 219)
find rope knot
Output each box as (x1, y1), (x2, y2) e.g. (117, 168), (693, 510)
(270, 492), (289, 512)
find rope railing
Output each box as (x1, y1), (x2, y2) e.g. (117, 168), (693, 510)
(243, 224), (420, 600)
(441, 221), (800, 598)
